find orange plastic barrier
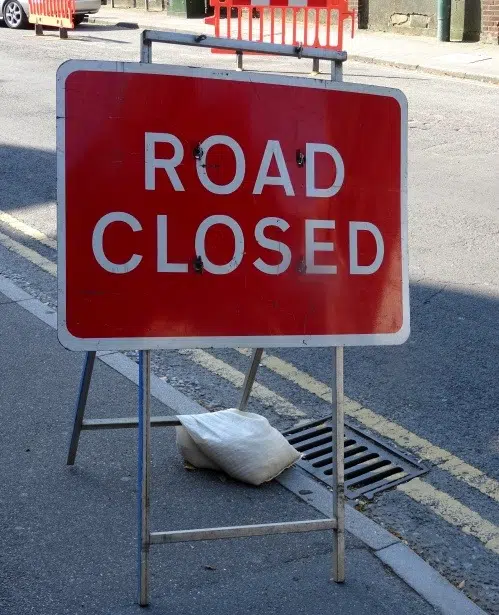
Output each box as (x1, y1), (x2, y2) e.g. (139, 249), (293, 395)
(28, 0), (75, 29)
(205, 0), (355, 53)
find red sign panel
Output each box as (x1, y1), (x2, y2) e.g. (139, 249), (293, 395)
(57, 62), (408, 350)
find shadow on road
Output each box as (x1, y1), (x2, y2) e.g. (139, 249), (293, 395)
(0, 144), (55, 212)
(0, 143), (497, 477)
(78, 23), (140, 32)
(276, 282), (498, 476)
(68, 34), (132, 44)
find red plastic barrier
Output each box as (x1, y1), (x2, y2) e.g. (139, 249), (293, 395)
(205, 0), (355, 53)
(28, 0), (75, 29)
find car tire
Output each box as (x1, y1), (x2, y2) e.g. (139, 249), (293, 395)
(73, 14), (86, 26)
(3, 0), (29, 29)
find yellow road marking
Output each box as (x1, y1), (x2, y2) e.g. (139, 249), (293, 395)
(2, 211), (498, 552)
(0, 211), (57, 250)
(0, 230), (57, 277)
(181, 348), (499, 553)
(2, 210), (497, 501)
(185, 348), (499, 554)
(399, 478), (499, 554)
(237, 348), (499, 504)
(179, 349), (306, 419)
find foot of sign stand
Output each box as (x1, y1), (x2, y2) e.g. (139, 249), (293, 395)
(33, 21), (69, 38)
(58, 29), (408, 607)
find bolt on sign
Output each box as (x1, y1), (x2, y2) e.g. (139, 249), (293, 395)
(57, 61), (409, 350)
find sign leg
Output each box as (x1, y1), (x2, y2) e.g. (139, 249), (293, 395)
(67, 351), (96, 465)
(137, 350), (152, 606)
(331, 347), (345, 582)
(239, 348), (263, 412)
(331, 59), (343, 82)
(236, 50), (243, 71)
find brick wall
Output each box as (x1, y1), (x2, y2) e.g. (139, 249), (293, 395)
(482, 0), (499, 42)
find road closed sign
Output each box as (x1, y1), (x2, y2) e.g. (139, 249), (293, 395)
(57, 61), (408, 350)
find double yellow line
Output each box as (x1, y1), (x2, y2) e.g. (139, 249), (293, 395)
(1, 209), (498, 554)
(183, 347), (499, 554)
(0, 211), (57, 275)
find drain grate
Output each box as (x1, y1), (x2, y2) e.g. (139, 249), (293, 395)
(284, 418), (428, 500)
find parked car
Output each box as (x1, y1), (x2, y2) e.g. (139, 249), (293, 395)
(1, 0), (100, 29)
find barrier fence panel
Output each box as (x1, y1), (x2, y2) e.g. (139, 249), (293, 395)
(28, 0), (75, 32)
(205, 0), (355, 55)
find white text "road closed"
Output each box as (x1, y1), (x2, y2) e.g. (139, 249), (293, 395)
(91, 133), (385, 276)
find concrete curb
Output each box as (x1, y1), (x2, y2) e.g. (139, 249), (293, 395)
(0, 272), (487, 615)
(347, 53), (499, 85)
(86, 15), (190, 33)
(85, 16), (140, 28)
(278, 466), (487, 615)
(84, 15), (499, 85)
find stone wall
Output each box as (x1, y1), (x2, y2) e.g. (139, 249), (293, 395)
(110, 0), (165, 9)
(360, 0), (485, 41)
(360, 0), (436, 35)
(107, 0), (495, 42)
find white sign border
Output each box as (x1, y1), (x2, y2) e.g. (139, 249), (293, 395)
(57, 60), (409, 351)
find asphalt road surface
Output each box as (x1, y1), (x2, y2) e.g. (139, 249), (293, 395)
(0, 23), (498, 613)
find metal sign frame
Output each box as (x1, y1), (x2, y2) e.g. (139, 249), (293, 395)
(68, 345), (344, 607)
(62, 31), (406, 607)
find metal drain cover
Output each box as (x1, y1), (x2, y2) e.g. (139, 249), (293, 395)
(284, 418), (428, 500)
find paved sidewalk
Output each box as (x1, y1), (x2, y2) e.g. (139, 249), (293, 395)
(87, 6), (499, 83)
(0, 291), (445, 615)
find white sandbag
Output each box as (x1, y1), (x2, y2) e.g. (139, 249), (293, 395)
(175, 425), (222, 471)
(176, 409), (301, 486)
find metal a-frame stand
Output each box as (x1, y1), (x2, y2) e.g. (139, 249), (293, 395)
(66, 31), (347, 607)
